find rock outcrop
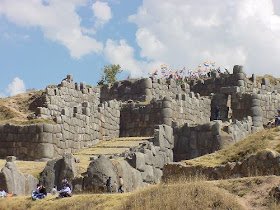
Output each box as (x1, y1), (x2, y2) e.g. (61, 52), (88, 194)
(41, 153), (77, 192)
(0, 156), (38, 196)
(83, 155), (118, 192)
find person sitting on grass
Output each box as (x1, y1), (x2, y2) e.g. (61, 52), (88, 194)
(0, 190), (7, 198)
(57, 184), (72, 199)
(50, 185), (58, 195)
(32, 184), (47, 200)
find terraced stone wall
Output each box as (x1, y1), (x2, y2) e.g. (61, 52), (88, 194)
(0, 99), (121, 160)
(173, 118), (255, 162)
(81, 124), (175, 192)
(163, 149), (280, 180)
(100, 77), (191, 102)
(120, 95), (211, 137)
(0, 75), (121, 160)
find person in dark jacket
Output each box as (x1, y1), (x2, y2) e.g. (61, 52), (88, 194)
(215, 106), (221, 120)
(106, 177), (112, 193)
(276, 109), (280, 127)
(31, 184), (47, 200)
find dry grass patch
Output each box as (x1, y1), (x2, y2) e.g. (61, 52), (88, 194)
(0, 194), (128, 210)
(120, 182), (244, 210)
(0, 159), (46, 177)
(184, 128), (280, 167)
(0, 182), (244, 210)
(214, 176), (280, 209)
(0, 90), (47, 125)
(256, 74), (280, 84)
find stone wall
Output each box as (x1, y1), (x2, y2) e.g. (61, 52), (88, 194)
(0, 100), (120, 160)
(163, 149), (280, 180)
(120, 95), (211, 137)
(100, 77), (191, 102)
(120, 101), (163, 137)
(37, 75), (100, 119)
(190, 66), (251, 96)
(81, 124), (174, 192)
(1, 68), (280, 161)
(0, 75), (121, 160)
(173, 118), (255, 162)
(258, 93), (280, 125)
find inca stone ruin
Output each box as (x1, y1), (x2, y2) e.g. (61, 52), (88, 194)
(1, 65), (280, 193)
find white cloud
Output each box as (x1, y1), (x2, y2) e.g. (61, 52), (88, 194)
(0, 0), (103, 58)
(104, 39), (161, 77)
(127, 0), (280, 77)
(6, 77), (26, 96)
(0, 93), (6, 98)
(92, 1), (112, 27)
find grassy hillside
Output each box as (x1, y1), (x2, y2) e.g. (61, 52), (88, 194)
(0, 159), (47, 177)
(255, 74), (280, 84)
(2, 176), (279, 210)
(184, 127), (280, 167)
(0, 181), (244, 210)
(0, 90), (54, 125)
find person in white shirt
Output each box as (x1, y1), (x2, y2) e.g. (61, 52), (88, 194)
(50, 185), (58, 195)
(57, 184), (72, 199)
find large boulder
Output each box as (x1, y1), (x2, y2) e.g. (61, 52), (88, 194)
(41, 153), (77, 192)
(114, 159), (143, 192)
(0, 156), (38, 196)
(83, 155), (118, 192)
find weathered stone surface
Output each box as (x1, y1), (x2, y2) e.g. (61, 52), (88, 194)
(141, 165), (154, 183)
(41, 153), (77, 192)
(114, 159), (143, 192)
(0, 160), (38, 196)
(83, 155), (117, 192)
(126, 152), (146, 172)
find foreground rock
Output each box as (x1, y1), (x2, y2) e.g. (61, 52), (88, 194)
(0, 156), (38, 196)
(83, 155), (118, 192)
(41, 153), (77, 192)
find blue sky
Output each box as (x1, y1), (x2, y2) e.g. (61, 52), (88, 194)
(0, 0), (280, 97)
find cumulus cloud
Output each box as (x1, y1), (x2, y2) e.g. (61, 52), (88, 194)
(92, 1), (112, 27)
(5, 77), (26, 96)
(0, 0), (103, 58)
(127, 0), (280, 77)
(105, 39), (161, 77)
